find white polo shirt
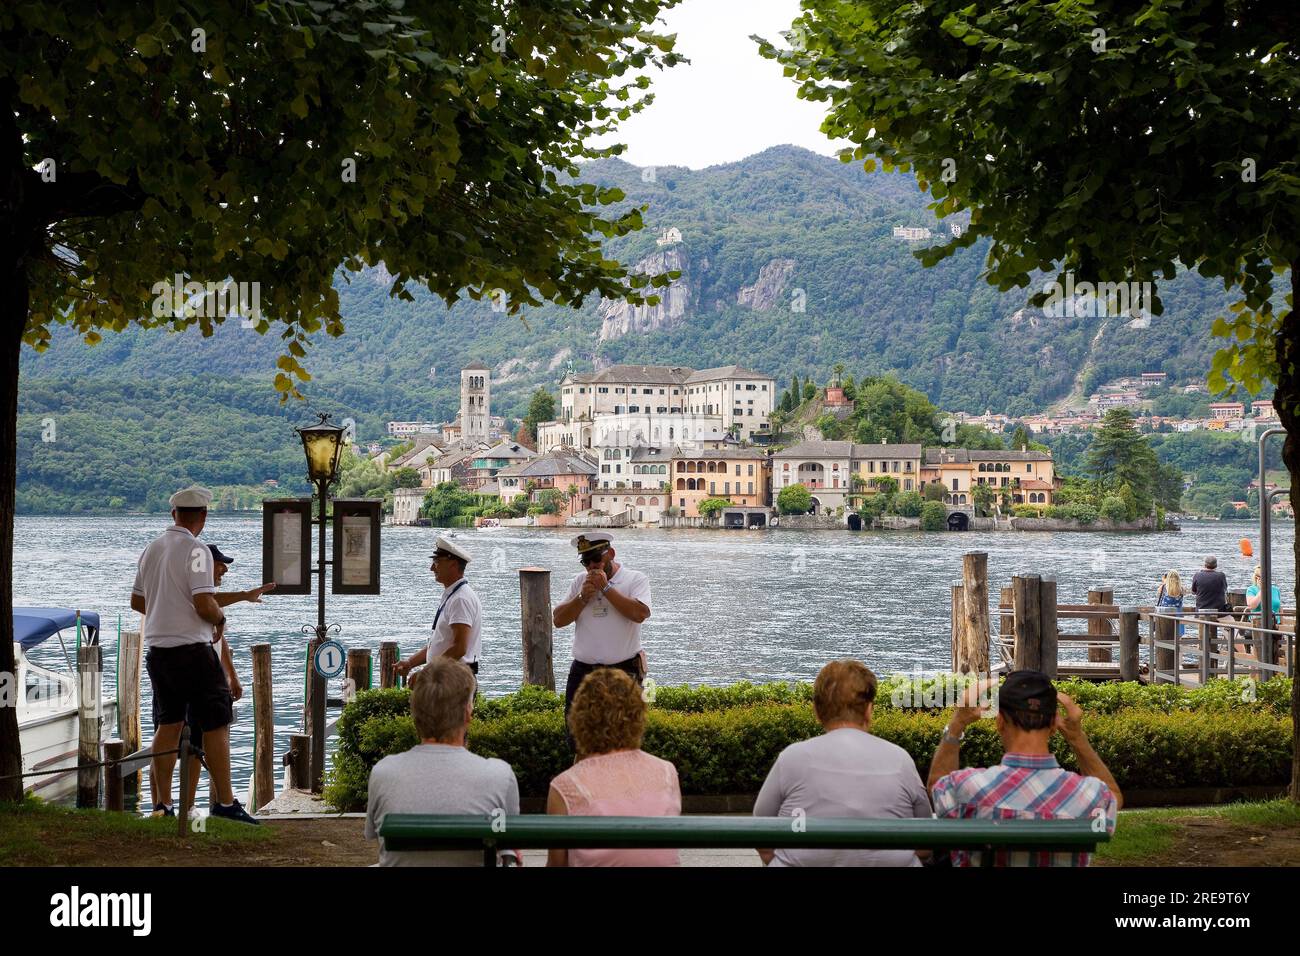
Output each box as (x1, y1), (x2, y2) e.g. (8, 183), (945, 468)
(427, 579), (482, 665)
(132, 526), (216, 648)
(566, 566), (651, 665)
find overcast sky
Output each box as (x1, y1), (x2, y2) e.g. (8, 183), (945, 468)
(591, 0), (849, 170)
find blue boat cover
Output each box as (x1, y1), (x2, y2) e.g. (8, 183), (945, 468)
(14, 608), (100, 652)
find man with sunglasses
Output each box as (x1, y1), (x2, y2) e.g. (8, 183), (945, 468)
(553, 533), (652, 743)
(395, 536), (482, 680)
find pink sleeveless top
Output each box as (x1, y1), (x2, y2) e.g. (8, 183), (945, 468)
(550, 749), (681, 867)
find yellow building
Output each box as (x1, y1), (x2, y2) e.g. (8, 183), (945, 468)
(921, 448), (1056, 507)
(670, 448), (772, 516)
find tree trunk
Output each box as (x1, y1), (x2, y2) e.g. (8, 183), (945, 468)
(1280, 271), (1300, 804)
(0, 95), (30, 800)
(0, 255), (25, 803)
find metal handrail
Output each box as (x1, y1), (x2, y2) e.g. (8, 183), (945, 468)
(1143, 608), (1294, 684)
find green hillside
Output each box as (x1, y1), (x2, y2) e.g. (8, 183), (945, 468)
(17, 145), (1250, 512)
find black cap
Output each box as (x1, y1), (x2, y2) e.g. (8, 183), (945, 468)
(999, 670), (1056, 717)
(207, 544), (235, 566)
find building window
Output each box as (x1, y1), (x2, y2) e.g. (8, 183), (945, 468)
(724, 482), (730, 494)
(951, 478), (959, 491)
(710, 482), (716, 494)
(748, 482), (754, 493)
(904, 479), (913, 491)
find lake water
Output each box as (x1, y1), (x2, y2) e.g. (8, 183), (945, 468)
(14, 514), (1294, 800)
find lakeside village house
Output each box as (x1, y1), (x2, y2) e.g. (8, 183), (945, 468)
(387, 362), (1065, 528)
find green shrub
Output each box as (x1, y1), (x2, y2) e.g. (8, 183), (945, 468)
(893, 490), (924, 517)
(1047, 503), (1099, 523)
(1012, 504), (1046, 517)
(1099, 496), (1129, 522)
(324, 677), (1294, 809)
(920, 500), (947, 530)
(778, 483), (812, 515)
(697, 497), (731, 518)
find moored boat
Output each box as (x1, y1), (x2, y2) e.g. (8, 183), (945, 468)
(15, 608), (119, 801)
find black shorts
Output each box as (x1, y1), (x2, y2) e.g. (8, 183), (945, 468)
(146, 643), (233, 734)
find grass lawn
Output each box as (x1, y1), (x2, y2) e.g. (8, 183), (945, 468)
(0, 797), (273, 866)
(1097, 800), (1300, 866)
(5, 797), (1300, 867)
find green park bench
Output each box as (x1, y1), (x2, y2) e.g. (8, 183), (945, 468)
(378, 814), (1109, 867)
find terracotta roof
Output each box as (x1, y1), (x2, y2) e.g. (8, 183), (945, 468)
(685, 364), (771, 383)
(851, 442), (923, 458)
(771, 439), (855, 459)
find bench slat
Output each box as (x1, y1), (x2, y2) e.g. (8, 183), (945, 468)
(379, 814), (1106, 852)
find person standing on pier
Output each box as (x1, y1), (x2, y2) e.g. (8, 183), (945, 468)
(395, 536), (482, 679)
(1191, 555), (1231, 613)
(130, 486), (258, 825)
(158, 543), (276, 814)
(553, 533), (651, 744)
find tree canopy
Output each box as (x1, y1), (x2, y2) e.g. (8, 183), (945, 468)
(0, 0), (682, 799)
(759, 0), (1300, 794)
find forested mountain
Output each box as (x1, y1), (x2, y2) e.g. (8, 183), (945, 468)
(18, 145), (1249, 512)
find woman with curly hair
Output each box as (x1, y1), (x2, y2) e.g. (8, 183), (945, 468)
(546, 667), (681, 866)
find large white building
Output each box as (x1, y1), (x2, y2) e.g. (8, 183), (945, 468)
(539, 363), (776, 451)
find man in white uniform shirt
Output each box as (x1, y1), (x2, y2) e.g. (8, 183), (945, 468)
(130, 486), (258, 824)
(395, 536), (483, 679)
(552, 533), (651, 746)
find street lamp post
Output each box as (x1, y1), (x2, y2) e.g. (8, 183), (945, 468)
(296, 413), (346, 793)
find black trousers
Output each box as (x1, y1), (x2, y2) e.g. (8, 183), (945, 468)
(563, 655), (644, 752)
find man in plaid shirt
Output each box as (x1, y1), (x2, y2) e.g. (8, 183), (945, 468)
(928, 670), (1121, 866)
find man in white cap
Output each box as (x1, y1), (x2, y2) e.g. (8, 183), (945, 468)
(553, 533), (651, 743)
(129, 485), (258, 824)
(395, 535), (483, 679)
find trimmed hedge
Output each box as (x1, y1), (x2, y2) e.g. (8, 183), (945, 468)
(323, 678), (1294, 811)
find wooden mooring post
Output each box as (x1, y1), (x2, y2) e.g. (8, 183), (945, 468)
(955, 552), (990, 674)
(1040, 577), (1058, 679)
(1118, 608), (1140, 681)
(519, 568), (556, 690)
(104, 740), (125, 811)
(77, 645), (102, 809)
(1012, 575), (1043, 672)
(251, 643), (275, 812)
(118, 629), (142, 799)
(379, 641), (400, 689)
(1088, 587), (1114, 663)
(950, 583), (963, 669)
(287, 734), (311, 790)
(347, 647), (372, 700)
(177, 724), (192, 838)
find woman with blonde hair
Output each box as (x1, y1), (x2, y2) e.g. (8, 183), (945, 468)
(1155, 570), (1184, 638)
(546, 667), (681, 866)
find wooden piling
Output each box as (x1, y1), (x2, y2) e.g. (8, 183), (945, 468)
(379, 641), (400, 689)
(347, 647), (372, 700)
(177, 724), (192, 837)
(104, 740), (124, 812)
(957, 552), (991, 674)
(999, 585), (1015, 658)
(1087, 587), (1114, 663)
(1118, 609), (1140, 681)
(251, 643), (274, 813)
(1039, 577), (1059, 679)
(118, 629), (142, 799)
(519, 568), (556, 690)
(1012, 575), (1043, 671)
(950, 583), (963, 670)
(288, 733), (311, 791)
(77, 645), (102, 810)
